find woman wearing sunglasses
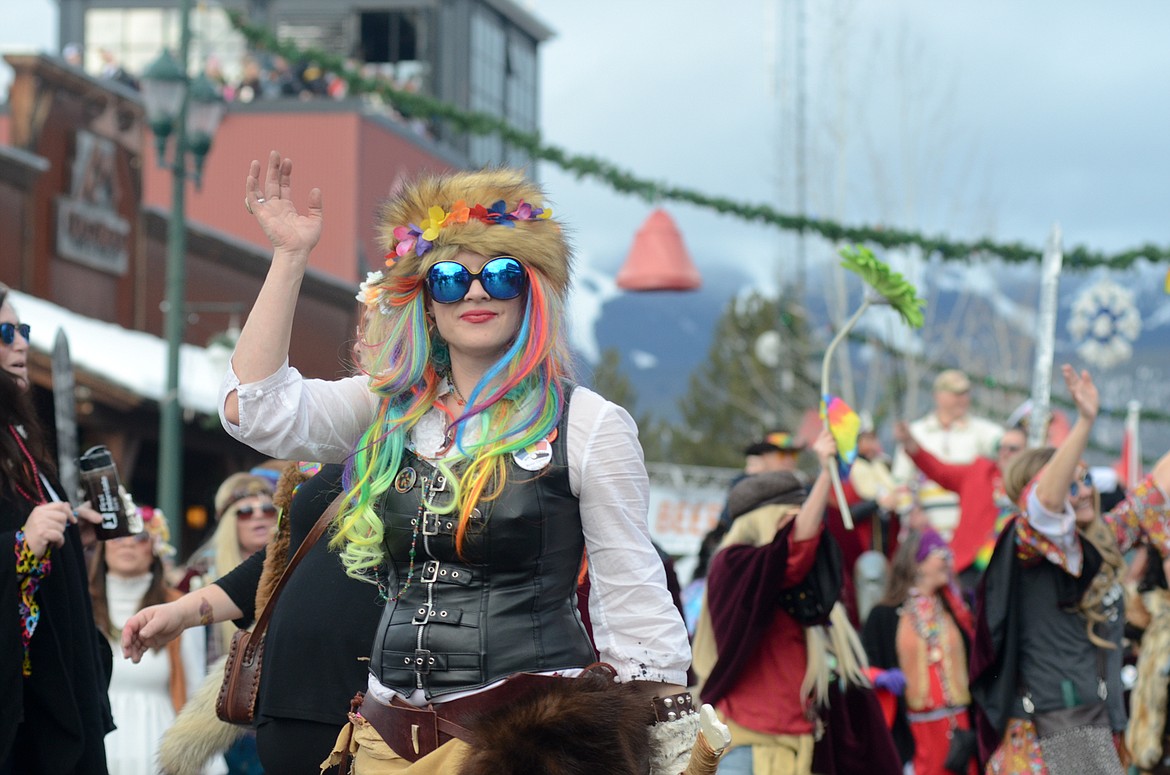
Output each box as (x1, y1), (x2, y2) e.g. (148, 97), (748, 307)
(124, 155), (696, 773)
(0, 284), (114, 773)
(176, 471), (277, 667)
(971, 365), (1170, 774)
(89, 507), (226, 774)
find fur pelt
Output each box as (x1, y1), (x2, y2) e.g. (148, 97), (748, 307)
(456, 670), (655, 775)
(1127, 588), (1170, 771)
(254, 460), (310, 612)
(157, 655), (244, 775)
(378, 168), (572, 300)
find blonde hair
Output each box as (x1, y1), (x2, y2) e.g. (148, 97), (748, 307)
(802, 603), (871, 707)
(1003, 447), (1056, 505)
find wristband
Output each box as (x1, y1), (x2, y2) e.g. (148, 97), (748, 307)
(651, 691), (696, 723)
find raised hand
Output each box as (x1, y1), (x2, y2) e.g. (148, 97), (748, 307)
(893, 420), (918, 454)
(811, 428), (838, 470)
(245, 150), (323, 257)
(1061, 363), (1098, 422)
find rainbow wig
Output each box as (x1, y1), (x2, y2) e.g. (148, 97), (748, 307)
(332, 169), (574, 581)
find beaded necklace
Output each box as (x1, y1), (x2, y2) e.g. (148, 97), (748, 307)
(907, 588), (944, 663)
(378, 472), (449, 603)
(378, 518), (419, 604)
(8, 425), (47, 504)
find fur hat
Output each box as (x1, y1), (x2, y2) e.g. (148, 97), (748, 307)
(727, 471), (807, 521)
(376, 168), (572, 300)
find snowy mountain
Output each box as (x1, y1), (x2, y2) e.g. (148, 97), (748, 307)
(569, 256), (1170, 464)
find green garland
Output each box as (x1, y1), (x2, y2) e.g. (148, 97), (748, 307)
(227, 13), (1170, 272)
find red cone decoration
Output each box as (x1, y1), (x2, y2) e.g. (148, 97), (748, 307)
(615, 209), (701, 291)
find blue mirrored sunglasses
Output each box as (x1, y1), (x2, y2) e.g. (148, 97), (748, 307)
(1070, 471), (1094, 496)
(0, 323), (30, 345)
(424, 256), (526, 304)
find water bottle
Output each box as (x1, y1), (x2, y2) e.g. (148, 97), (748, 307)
(79, 445), (141, 540)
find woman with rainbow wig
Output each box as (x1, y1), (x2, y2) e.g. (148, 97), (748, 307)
(122, 153), (715, 773)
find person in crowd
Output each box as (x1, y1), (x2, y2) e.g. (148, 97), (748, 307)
(850, 429), (902, 509)
(716, 431), (807, 530)
(235, 56), (265, 104)
(894, 421), (1027, 589)
(98, 47), (138, 90)
(1123, 541), (1170, 774)
(746, 430), (806, 476)
(176, 471), (275, 773)
(693, 431), (902, 774)
(971, 365), (1170, 774)
(862, 528), (976, 774)
(124, 156), (696, 773)
(89, 506), (224, 775)
(150, 461), (380, 775)
(178, 471), (277, 665)
(0, 283), (113, 773)
(891, 369), (1002, 541)
(62, 43), (84, 69)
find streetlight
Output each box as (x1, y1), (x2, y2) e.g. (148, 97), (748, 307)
(140, 0), (225, 547)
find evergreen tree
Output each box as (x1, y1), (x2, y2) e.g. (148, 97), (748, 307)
(668, 289), (818, 467)
(583, 347), (668, 462)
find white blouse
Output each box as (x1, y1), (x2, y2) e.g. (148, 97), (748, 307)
(218, 360), (690, 687)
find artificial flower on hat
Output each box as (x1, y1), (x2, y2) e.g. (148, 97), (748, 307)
(374, 169), (571, 303)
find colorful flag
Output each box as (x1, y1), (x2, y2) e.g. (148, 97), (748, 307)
(820, 394), (860, 476)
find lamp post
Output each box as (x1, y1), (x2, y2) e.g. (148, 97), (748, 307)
(140, 0), (225, 545)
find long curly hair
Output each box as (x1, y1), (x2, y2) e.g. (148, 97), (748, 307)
(331, 169), (575, 581)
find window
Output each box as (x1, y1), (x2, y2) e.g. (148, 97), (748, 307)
(359, 11), (419, 64)
(468, 7), (505, 166)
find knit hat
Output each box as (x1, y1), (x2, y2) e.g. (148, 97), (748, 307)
(369, 168), (572, 303)
(727, 471), (808, 521)
(914, 528), (949, 563)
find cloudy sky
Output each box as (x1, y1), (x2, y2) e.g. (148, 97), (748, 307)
(5, 0), (1168, 289)
(534, 1), (1170, 289)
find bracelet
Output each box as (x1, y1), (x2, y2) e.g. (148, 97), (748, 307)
(650, 691), (696, 723)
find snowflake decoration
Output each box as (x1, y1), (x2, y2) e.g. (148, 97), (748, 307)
(1066, 279), (1142, 369)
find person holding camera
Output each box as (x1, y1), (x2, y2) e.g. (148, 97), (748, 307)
(0, 283), (113, 774)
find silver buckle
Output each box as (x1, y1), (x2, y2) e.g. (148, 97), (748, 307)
(421, 511), (439, 536)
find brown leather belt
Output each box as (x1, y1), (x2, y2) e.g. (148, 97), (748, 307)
(358, 673), (565, 762)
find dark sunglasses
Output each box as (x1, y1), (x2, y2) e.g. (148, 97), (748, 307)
(0, 323), (30, 345)
(236, 503), (277, 520)
(425, 256), (526, 304)
(1070, 471), (1094, 496)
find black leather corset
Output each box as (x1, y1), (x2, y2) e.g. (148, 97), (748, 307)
(367, 415), (595, 699)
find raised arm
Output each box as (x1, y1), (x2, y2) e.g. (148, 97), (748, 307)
(223, 151), (323, 425)
(1034, 365), (1098, 512)
(794, 429), (838, 541)
(894, 419), (969, 492)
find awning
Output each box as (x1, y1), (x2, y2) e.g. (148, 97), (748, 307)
(11, 290), (230, 417)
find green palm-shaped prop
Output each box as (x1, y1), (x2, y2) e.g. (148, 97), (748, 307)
(821, 245), (926, 529)
(839, 245), (926, 328)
